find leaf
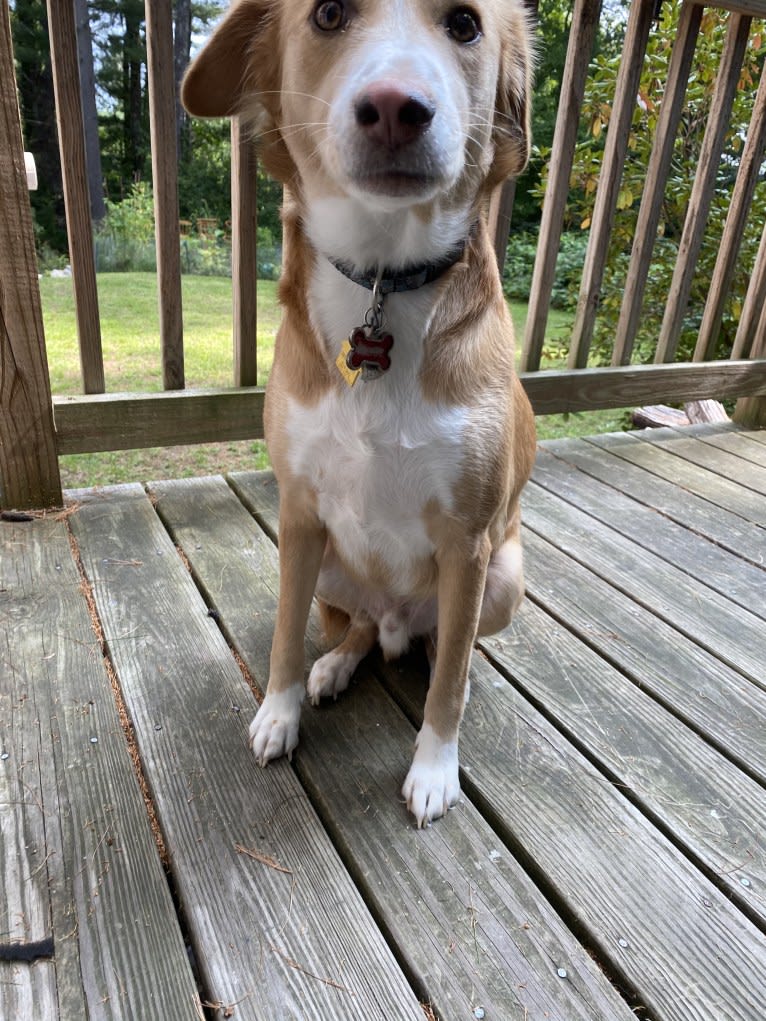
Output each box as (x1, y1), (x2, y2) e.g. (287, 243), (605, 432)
(580, 217), (591, 230)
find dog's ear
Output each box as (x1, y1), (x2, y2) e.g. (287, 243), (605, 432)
(182, 0), (274, 117)
(182, 0), (295, 181)
(488, 5), (533, 187)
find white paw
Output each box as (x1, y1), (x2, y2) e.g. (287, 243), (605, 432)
(307, 650), (357, 705)
(402, 724), (460, 827)
(249, 685), (304, 766)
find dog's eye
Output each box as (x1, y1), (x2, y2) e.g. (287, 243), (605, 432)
(446, 7), (481, 44)
(313, 0), (346, 32)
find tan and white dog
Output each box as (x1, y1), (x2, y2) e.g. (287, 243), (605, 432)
(183, 0), (536, 826)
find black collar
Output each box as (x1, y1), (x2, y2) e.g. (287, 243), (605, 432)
(328, 236), (470, 294)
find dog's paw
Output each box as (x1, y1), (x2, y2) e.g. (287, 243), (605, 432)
(249, 685), (304, 766)
(306, 650), (358, 705)
(402, 724), (460, 827)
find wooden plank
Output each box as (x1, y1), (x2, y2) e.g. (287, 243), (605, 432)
(521, 0), (602, 371)
(636, 426), (766, 495)
(53, 387), (266, 453)
(479, 594), (766, 923)
(518, 358), (766, 415)
(531, 445), (766, 617)
(613, 1), (703, 365)
(694, 53), (766, 361)
(232, 118), (259, 387)
(145, 0), (184, 390)
(655, 12), (752, 363)
(669, 422), (766, 468)
(46, 0), (104, 394)
(545, 431), (766, 565)
(68, 484), (423, 1021)
(49, 367), (766, 455)
(0, 517), (201, 1019)
(385, 626), (766, 1021)
(567, 0), (655, 369)
(733, 218), (766, 359)
(0, 0), (62, 510)
(521, 483), (766, 686)
(587, 429), (766, 526)
(157, 474), (635, 1021)
(488, 178), (516, 274)
(520, 525), (766, 783)
(238, 470), (766, 1021)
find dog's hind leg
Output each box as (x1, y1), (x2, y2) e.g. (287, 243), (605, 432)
(307, 614), (377, 705)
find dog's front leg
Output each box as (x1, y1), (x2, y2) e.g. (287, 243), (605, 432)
(250, 506), (326, 765)
(402, 535), (491, 826)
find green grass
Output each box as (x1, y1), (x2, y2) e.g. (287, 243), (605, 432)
(41, 273), (630, 488)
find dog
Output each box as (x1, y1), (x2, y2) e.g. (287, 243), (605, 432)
(183, 0), (536, 826)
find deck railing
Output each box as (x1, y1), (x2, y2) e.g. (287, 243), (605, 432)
(1, 0), (766, 509)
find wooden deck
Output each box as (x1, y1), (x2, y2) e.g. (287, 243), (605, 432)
(2, 422), (766, 1020)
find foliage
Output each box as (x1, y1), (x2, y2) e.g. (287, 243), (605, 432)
(559, 1), (766, 363)
(504, 229), (588, 311)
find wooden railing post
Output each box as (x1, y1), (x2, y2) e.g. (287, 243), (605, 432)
(231, 118), (259, 387)
(0, 0), (62, 509)
(145, 0), (185, 391)
(47, 0), (104, 394)
(520, 0), (602, 372)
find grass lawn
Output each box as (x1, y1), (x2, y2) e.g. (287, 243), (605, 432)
(41, 273), (631, 488)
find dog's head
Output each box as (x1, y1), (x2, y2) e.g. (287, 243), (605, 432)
(183, 0), (531, 210)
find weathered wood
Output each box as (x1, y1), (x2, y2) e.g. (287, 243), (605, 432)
(239, 468), (766, 1020)
(636, 424), (766, 495)
(0, 517), (201, 1019)
(385, 637), (766, 1021)
(733, 220), (766, 359)
(695, 55), (766, 361)
(69, 484), (422, 1021)
(613, 1), (703, 366)
(684, 398), (730, 423)
(680, 422), (766, 467)
(155, 473), (634, 1021)
(480, 593), (766, 921)
(518, 358), (766, 415)
(145, 0), (184, 390)
(488, 178), (516, 274)
(551, 429), (766, 564)
(655, 12), (752, 363)
(520, 522), (766, 784)
(632, 404), (691, 429)
(567, 0), (655, 369)
(53, 387), (266, 453)
(46, 0), (104, 394)
(232, 118), (259, 387)
(521, 0), (602, 371)
(586, 428), (766, 528)
(531, 445), (766, 617)
(522, 482), (766, 686)
(0, 1), (62, 511)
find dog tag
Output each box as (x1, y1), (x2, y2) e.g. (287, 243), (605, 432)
(336, 339), (361, 387)
(346, 325), (394, 381)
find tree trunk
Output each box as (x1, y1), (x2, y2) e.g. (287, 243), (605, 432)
(74, 0), (105, 222)
(173, 0), (192, 162)
(122, 2), (144, 180)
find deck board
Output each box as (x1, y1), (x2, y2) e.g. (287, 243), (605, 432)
(67, 485), (421, 1021)
(2, 424), (766, 1020)
(0, 517), (200, 1020)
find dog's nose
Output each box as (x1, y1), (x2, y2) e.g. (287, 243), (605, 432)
(355, 83), (435, 148)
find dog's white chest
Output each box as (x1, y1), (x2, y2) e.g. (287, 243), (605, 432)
(286, 381), (468, 593)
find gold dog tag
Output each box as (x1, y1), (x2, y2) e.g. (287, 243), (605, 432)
(336, 339), (361, 387)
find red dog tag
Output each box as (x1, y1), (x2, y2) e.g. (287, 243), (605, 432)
(346, 326), (394, 375)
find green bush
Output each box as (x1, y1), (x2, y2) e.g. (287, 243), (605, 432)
(93, 182), (281, 279)
(503, 230), (588, 310)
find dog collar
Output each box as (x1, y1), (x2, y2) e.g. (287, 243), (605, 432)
(327, 237), (469, 294)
